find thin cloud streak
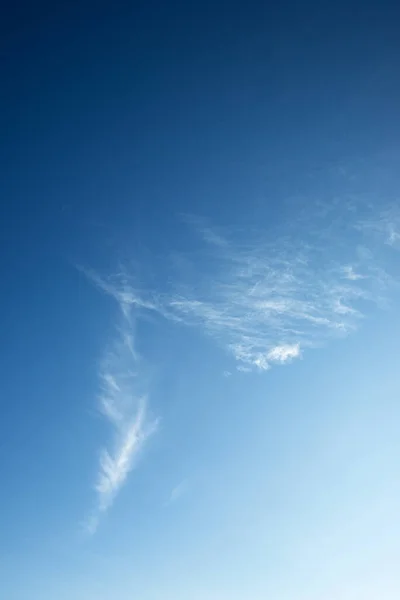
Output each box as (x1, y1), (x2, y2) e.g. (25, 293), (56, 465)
(167, 480), (189, 505)
(342, 265), (366, 281)
(85, 273), (158, 535)
(356, 204), (400, 249)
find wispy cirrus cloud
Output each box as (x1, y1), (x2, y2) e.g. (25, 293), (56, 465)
(342, 265), (366, 281)
(356, 204), (400, 249)
(166, 479), (189, 505)
(157, 231), (378, 370)
(157, 198), (400, 371)
(84, 273), (158, 535)
(83, 198), (400, 530)
(85, 202), (398, 380)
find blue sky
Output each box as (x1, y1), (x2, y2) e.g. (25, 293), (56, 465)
(1, 1), (400, 598)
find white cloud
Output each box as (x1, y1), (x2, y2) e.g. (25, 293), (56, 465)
(157, 230), (385, 370)
(84, 275), (158, 534)
(181, 213), (229, 248)
(86, 203), (396, 377)
(236, 365), (252, 373)
(267, 344), (301, 364)
(356, 204), (400, 249)
(81, 193), (400, 532)
(158, 198), (400, 371)
(167, 480), (189, 505)
(387, 226), (400, 247)
(96, 398), (157, 509)
(342, 265), (365, 281)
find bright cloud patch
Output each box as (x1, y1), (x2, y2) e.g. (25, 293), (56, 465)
(267, 344), (301, 364)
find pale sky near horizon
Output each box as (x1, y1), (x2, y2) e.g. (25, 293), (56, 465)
(1, 2), (400, 599)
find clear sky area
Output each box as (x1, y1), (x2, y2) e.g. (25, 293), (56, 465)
(1, 1), (400, 598)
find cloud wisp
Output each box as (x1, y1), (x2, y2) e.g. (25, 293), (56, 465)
(82, 199), (400, 530)
(158, 226), (388, 371)
(85, 275), (158, 534)
(92, 202), (398, 375)
(356, 204), (400, 249)
(166, 480), (189, 505)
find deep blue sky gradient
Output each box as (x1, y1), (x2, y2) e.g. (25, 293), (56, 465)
(1, 2), (400, 598)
